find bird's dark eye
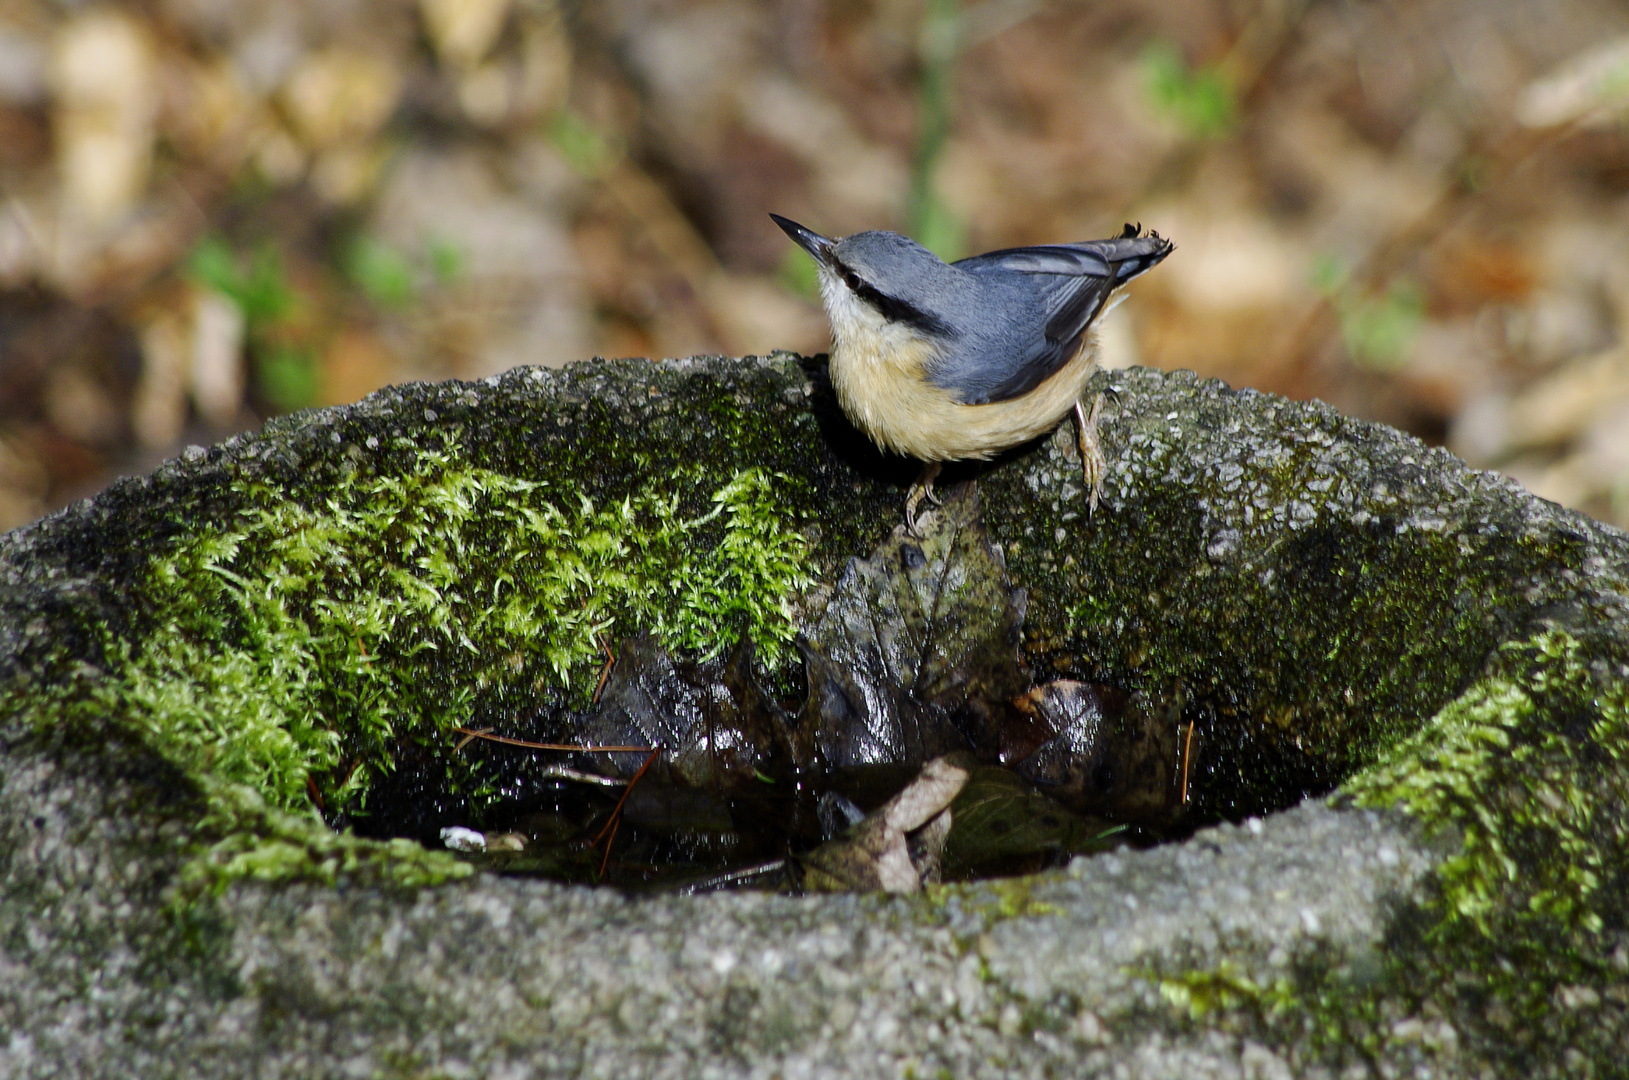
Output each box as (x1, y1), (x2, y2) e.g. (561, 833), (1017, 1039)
(843, 271), (861, 291)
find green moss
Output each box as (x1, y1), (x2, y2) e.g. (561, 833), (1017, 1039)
(1345, 630), (1628, 940)
(1147, 961), (1296, 1020)
(1097, 632), (1629, 1071)
(996, 419), (1503, 818)
(916, 874), (1060, 929)
(1128, 948), (1393, 1061)
(124, 443), (809, 818)
(1315, 629), (1629, 1061)
(19, 439), (812, 890)
(177, 776), (476, 896)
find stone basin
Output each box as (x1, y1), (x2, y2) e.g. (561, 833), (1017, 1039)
(2, 354), (1626, 1078)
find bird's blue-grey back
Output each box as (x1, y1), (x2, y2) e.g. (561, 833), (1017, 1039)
(934, 227), (1173, 405)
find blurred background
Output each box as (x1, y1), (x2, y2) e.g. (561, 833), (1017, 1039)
(3, 0), (1629, 532)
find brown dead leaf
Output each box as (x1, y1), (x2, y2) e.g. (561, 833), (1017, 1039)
(1010, 680), (1188, 824)
(798, 757), (969, 893)
(798, 483), (1026, 769)
(576, 634), (789, 790)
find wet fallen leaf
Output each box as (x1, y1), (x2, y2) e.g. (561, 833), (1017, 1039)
(439, 825), (487, 851)
(941, 764), (1124, 880)
(797, 756), (969, 893)
(1010, 680), (1188, 823)
(486, 831), (527, 851)
(798, 484), (1026, 768)
(816, 790), (865, 840)
(577, 634), (789, 788)
(620, 783), (735, 835)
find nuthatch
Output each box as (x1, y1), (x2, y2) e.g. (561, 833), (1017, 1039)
(773, 214), (1172, 529)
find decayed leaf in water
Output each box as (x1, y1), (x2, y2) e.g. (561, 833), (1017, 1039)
(798, 757), (969, 893)
(1007, 680), (1188, 823)
(941, 764), (1124, 880)
(798, 484), (1026, 768)
(575, 634), (789, 788)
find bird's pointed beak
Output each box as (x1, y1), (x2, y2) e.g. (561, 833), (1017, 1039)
(770, 213), (834, 265)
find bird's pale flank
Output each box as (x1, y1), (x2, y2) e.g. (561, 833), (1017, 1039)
(773, 214), (1172, 530)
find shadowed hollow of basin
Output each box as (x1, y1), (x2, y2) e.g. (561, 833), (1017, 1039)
(10, 357), (1559, 900)
(344, 482), (1340, 893)
(7, 356), (1629, 1080)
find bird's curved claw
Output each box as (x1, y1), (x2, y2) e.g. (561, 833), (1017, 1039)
(1075, 395), (1107, 516)
(904, 461), (943, 537)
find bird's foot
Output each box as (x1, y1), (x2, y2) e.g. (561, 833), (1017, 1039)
(904, 461), (943, 536)
(1075, 395), (1107, 516)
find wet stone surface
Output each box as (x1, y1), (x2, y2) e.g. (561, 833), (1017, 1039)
(2, 354), (1628, 1078)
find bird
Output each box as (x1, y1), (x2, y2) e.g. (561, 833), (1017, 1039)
(772, 214), (1172, 532)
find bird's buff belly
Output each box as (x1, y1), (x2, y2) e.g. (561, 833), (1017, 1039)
(830, 336), (1099, 462)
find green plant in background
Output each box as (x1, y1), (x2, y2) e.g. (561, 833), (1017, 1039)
(188, 237), (297, 327)
(189, 231), (470, 416)
(255, 345), (320, 412)
(1312, 256), (1426, 372)
(547, 110), (615, 177)
(426, 235), (465, 284)
(1141, 40), (1237, 139)
(778, 246), (821, 300)
(340, 232), (466, 310)
(342, 235), (417, 310)
(187, 236), (319, 412)
(908, 0), (967, 260)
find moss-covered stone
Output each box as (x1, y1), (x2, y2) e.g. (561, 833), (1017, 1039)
(983, 372), (1608, 820)
(1342, 629), (1629, 1065)
(126, 453), (808, 813)
(1103, 631), (1629, 1074)
(2, 354), (1627, 1078)
(4, 356), (839, 888)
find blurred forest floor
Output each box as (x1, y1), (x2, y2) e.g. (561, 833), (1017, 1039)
(3, 0), (1629, 531)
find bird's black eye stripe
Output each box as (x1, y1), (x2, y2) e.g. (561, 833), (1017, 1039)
(833, 259), (956, 338)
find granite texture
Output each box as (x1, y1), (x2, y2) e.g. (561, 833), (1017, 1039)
(2, 354), (1627, 1078)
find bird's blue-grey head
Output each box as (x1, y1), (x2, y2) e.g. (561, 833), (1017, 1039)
(771, 214), (966, 343)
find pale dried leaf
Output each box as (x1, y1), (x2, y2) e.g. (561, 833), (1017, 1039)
(51, 10), (157, 222)
(421, 0), (513, 70)
(280, 49), (402, 149)
(798, 756), (968, 894)
(189, 288), (246, 428)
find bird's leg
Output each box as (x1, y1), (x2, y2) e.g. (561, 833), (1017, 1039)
(904, 461), (943, 535)
(1075, 394), (1107, 515)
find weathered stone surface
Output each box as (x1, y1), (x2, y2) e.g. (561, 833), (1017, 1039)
(3, 354), (1627, 1078)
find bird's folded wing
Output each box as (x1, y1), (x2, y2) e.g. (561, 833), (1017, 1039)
(946, 231), (1172, 405)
